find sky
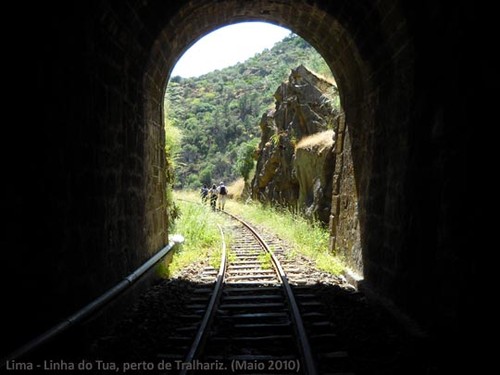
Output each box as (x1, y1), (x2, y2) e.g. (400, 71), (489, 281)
(170, 22), (292, 78)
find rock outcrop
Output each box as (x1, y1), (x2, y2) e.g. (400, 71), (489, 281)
(251, 65), (339, 223)
(294, 130), (335, 223)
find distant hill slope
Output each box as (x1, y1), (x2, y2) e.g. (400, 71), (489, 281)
(165, 33), (335, 189)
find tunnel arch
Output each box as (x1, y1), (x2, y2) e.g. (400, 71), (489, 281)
(5, 0), (477, 362)
(144, 0), (414, 293)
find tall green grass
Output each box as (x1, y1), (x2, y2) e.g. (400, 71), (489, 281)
(166, 198), (224, 277)
(174, 190), (345, 275)
(164, 101), (183, 231)
(226, 201), (344, 275)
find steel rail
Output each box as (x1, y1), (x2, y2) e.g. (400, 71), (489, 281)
(1, 236), (184, 368)
(221, 210), (318, 375)
(165, 199), (317, 374)
(179, 224), (227, 375)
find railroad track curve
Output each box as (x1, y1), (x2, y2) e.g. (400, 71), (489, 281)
(163, 203), (353, 375)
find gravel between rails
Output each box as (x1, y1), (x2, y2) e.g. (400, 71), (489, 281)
(86, 218), (432, 374)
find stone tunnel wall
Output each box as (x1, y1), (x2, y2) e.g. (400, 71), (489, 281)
(329, 115), (362, 274)
(1, 0), (486, 361)
(1, 2), (169, 355)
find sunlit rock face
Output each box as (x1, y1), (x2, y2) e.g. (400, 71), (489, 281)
(251, 65), (339, 223)
(294, 130), (335, 223)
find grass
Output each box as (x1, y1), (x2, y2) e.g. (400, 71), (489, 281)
(174, 190), (345, 276)
(208, 233), (235, 271)
(258, 251), (273, 270)
(295, 129), (334, 151)
(226, 197), (344, 275)
(166, 195), (225, 277)
(226, 178), (245, 200)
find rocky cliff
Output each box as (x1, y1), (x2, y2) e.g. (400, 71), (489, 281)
(294, 130), (335, 223)
(251, 65), (339, 223)
(250, 64), (361, 272)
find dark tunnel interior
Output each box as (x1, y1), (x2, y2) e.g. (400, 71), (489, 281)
(0, 0), (490, 372)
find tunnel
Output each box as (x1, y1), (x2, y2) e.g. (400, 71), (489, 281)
(1, 0), (486, 370)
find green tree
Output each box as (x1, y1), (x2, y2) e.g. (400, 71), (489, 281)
(199, 166), (213, 186)
(235, 139), (259, 181)
(186, 174), (201, 189)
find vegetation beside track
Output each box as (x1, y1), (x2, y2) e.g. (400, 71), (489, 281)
(171, 190), (345, 276)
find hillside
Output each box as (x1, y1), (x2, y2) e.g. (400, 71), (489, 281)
(164, 33), (335, 189)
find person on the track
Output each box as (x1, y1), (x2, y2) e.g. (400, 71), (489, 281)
(200, 184), (209, 204)
(217, 182), (228, 211)
(208, 184), (218, 211)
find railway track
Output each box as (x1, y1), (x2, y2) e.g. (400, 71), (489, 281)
(161, 207), (354, 374)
